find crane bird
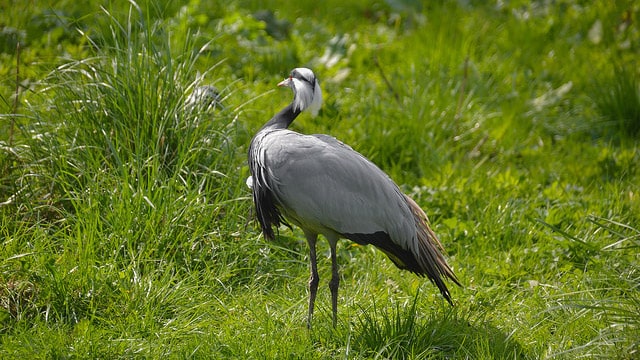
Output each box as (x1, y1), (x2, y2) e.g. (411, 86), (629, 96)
(185, 85), (223, 112)
(248, 67), (460, 328)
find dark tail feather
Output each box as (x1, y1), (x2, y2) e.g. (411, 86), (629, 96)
(404, 195), (461, 305)
(344, 195), (460, 305)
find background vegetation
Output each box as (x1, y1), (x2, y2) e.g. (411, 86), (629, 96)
(1, 0), (638, 358)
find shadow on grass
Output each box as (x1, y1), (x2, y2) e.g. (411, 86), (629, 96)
(348, 295), (532, 359)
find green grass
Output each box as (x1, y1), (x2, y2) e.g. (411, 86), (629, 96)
(1, 0), (639, 358)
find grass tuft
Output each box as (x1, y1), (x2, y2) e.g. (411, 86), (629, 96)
(591, 65), (640, 137)
(352, 293), (531, 359)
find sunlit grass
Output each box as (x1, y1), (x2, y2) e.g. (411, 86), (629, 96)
(1, 0), (638, 358)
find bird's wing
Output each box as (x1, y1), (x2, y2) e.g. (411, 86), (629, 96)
(261, 130), (418, 253)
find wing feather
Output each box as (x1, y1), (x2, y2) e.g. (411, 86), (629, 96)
(261, 130), (417, 252)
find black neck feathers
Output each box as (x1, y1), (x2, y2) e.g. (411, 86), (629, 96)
(260, 103), (301, 131)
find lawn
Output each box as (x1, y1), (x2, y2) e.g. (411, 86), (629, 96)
(1, 0), (639, 358)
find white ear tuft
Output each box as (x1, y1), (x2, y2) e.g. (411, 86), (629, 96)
(291, 75), (322, 116)
(308, 80), (322, 117)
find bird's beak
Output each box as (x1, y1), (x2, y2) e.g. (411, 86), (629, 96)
(277, 77), (292, 87)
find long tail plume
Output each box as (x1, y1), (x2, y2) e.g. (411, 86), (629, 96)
(404, 195), (461, 305)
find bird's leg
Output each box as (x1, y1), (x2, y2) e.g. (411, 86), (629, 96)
(305, 232), (319, 329)
(328, 236), (340, 328)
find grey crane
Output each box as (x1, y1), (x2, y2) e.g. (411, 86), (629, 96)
(248, 67), (460, 328)
(185, 85), (223, 112)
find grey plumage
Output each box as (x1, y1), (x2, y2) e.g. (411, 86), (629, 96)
(248, 67), (460, 328)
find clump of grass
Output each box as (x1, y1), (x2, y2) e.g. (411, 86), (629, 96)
(351, 293), (531, 359)
(23, 2), (241, 230)
(2, 1), (248, 351)
(591, 65), (640, 137)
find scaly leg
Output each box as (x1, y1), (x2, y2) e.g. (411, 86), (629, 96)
(305, 231), (319, 329)
(327, 234), (340, 328)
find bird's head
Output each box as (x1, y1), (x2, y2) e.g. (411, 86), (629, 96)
(278, 67), (322, 117)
